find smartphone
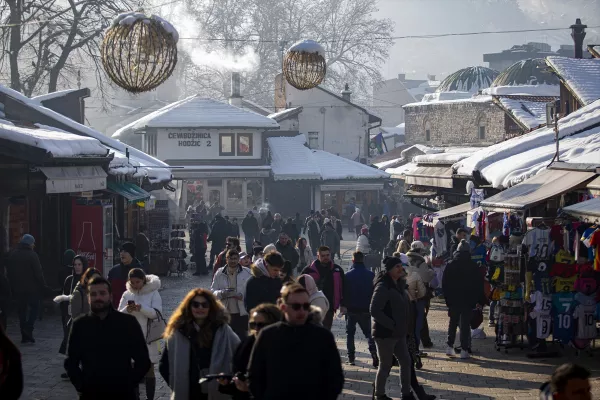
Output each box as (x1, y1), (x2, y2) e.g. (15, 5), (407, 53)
(128, 300), (135, 306)
(199, 374), (233, 384)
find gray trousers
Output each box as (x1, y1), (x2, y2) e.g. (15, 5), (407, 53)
(374, 337), (412, 396)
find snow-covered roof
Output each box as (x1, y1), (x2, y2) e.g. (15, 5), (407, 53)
(32, 89), (85, 103)
(241, 99), (272, 116)
(374, 157), (404, 169)
(496, 97), (551, 130)
(546, 56), (600, 106)
(114, 96), (280, 135)
(288, 39), (325, 55)
(385, 162), (418, 178)
(267, 135), (389, 181)
(268, 107), (303, 122)
(404, 95), (492, 108)
(0, 84), (172, 184)
(421, 91), (474, 103)
(413, 147), (485, 165)
(0, 122), (108, 158)
(400, 144), (442, 160)
(454, 98), (600, 189)
(483, 84), (559, 97)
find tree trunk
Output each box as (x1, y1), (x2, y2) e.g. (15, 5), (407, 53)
(8, 0), (22, 92)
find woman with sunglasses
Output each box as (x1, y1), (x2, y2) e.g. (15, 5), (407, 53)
(218, 303), (283, 399)
(160, 288), (240, 400)
(69, 266), (101, 320)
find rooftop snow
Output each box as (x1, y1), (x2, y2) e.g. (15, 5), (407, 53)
(0, 122), (108, 158)
(114, 96), (279, 135)
(497, 97), (551, 130)
(385, 162), (418, 178)
(482, 84), (559, 97)
(32, 89), (85, 103)
(413, 147), (484, 165)
(288, 39), (325, 55)
(268, 107), (303, 122)
(404, 95), (492, 108)
(267, 135), (389, 181)
(421, 91), (474, 103)
(454, 98), (600, 189)
(546, 56), (600, 105)
(374, 157), (404, 169)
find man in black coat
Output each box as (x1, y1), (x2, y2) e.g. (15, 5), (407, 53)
(241, 211), (260, 254)
(248, 283), (344, 400)
(281, 219), (298, 245)
(275, 232), (299, 270)
(192, 220), (209, 276)
(6, 234), (46, 343)
(65, 276), (150, 399)
(208, 214), (229, 271)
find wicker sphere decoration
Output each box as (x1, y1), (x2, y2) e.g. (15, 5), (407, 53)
(101, 12), (178, 93)
(283, 39), (327, 90)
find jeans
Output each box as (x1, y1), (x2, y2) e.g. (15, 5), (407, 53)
(489, 300), (497, 322)
(374, 337), (412, 396)
(17, 296), (40, 338)
(345, 312), (376, 358)
(244, 234), (254, 254)
(447, 307), (472, 350)
(414, 299), (426, 349)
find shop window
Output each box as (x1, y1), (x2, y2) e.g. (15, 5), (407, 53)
(147, 132), (157, 156)
(323, 192), (335, 208)
(237, 133), (253, 156)
(478, 125), (486, 140)
(220, 134), (235, 156)
(308, 132), (319, 149)
(186, 180), (204, 208)
(247, 179), (264, 208)
(424, 121), (431, 142)
(227, 179), (244, 209)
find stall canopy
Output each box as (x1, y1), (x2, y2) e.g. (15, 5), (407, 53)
(404, 166), (453, 188)
(480, 169), (596, 211)
(588, 176), (600, 196)
(563, 197), (600, 221)
(431, 202), (474, 222)
(40, 166), (107, 194)
(107, 181), (150, 202)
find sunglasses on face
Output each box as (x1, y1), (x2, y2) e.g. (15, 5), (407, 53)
(191, 300), (209, 309)
(249, 321), (268, 330)
(287, 302), (311, 311)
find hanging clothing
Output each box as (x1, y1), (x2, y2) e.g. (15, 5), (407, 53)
(432, 221), (447, 257)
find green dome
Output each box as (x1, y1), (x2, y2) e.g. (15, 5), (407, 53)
(435, 66), (499, 93)
(491, 58), (559, 87)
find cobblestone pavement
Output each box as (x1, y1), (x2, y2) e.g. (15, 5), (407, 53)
(6, 234), (600, 399)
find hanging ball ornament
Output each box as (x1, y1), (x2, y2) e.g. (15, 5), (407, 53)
(101, 11), (179, 93)
(283, 39), (327, 90)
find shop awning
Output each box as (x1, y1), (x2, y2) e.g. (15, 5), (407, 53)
(403, 190), (438, 198)
(563, 197), (600, 221)
(405, 166), (453, 188)
(431, 202), (474, 222)
(588, 176), (600, 195)
(107, 181), (150, 201)
(480, 169), (596, 211)
(320, 183), (384, 191)
(40, 166), (107, 194)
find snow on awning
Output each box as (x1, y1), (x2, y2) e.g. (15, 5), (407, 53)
(563, 197), (600, 221)
(40, 166), (107, 194)
(405, 166), (453, 189)
(430, 202), (474, 222)
(480, 169), (596, 212)
(547, 57), (600, 105)
(587, 176), (600, 195)
(386, 163), (417, 180)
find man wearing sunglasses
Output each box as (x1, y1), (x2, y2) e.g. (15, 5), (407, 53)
(247, 283), (344, 400)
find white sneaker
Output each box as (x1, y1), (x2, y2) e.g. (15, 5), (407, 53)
(446, 346), (454, 356)
(460, 350), (470, 359)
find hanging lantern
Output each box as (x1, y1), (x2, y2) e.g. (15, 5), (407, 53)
(101, 12), (178, 93)
(283, 39), (327, 90)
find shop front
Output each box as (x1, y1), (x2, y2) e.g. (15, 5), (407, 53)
(317, 182), (383, 217)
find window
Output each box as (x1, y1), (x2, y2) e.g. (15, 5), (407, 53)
(237, 133), (253, 156)
(478, 116), (486, 140)
(219, 134), (235, 156)
(424, 121), (431, 142)
(478, 125), (486, 140)
(146, 132), (157, 156)
(308, 132), (319, 149)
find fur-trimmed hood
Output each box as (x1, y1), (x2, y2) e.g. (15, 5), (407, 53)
(250, 258), (270, 278)
(125, 274), (161, 295)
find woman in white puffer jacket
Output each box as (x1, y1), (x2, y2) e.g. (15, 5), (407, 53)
(118, 268), (162, 400)
(356, 226), (371, 254)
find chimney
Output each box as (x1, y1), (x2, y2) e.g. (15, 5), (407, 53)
(229, 72), (243, 107)
(397, 73), (406, 81)
(570, 18), (587, 59)
(341, 83), (352, 102)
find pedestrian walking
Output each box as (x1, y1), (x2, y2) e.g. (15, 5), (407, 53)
(301, 246), (346, 330)
(118, 269), (163, 400)
(272, 213), (283, 233)
(108, 242), (144, 308)
(282, 218), (298, 244)
(345, 200), (356, 232)
(217, 304), (283, 400)
(297, 274), (330, 316)
(211, 249), (252, 340)
(6, 234), (46, 343)
(306, 214), (321, 256)
(442, 239), (485, 359)
(344, 251), (378, 367)
(275, 232), (299, 270)
(352, 208), (365, 238)
(396, 229), (413, 254)
(65, 276), (151, 400)
(192, 220), (210, 276)
(371, 256), (413, 400)
(370, 216), (387, 254)
(241, 211), (260, 254)
(159, 288), (241, 400)
(136, 226), (151, 272)
(391, 216), (403, 241)
(57, 254), (85, 357)
(244, 252), (285, 312)
(213, 237), (241, 276)
(295, 238), (313, 275)
(247, 283), (344, 400)
(356, 227), (371, 254)
(0, 324), (23, 400)
(70, 267), (101, 320)
(259, 224), (277, 247)
(239, 252), (252, 268)
(207, 214), (229, 271)
(320, 221), (341, 261)
(230, 218), (241, 238)
(449, 228), (469, 255)
(406, 242), (436, 351)
(293, 212), (303, 240)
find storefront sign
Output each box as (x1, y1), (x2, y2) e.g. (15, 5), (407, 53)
(40, 166), (107, 194)
(167, 132), (212, 147)
(158, 129), (260, 161)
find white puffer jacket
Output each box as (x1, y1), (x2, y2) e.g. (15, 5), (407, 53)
(118, 274), (163, 363)
(211, 265), (252, 316)
(356, 234), (370, 254)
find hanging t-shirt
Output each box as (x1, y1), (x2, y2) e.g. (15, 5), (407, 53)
(574, 276), (598, 295)
(555, 249), (575, 265)
(550, 262), (577, 278)
(533, 271), (552, 295)
(412, 217), (422, 241)
(552, 293), (575, 344)
(573, 294), (597, 340)
(433, 220), (447, 257)
(522, 228), (552, 258)
(589, 230), (600, 271)
(530, 291), (552, 317)
(553, 275), (577, 293)
(536, 313), (552, 339)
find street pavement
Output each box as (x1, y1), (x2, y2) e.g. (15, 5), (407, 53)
(6, 234), (600, 399)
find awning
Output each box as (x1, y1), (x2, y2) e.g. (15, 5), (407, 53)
(431, 202), (474, 222)
(588, 176), (600, 195)
(480, 169), (596, 211)
(320, 183), (383, 191)
(40, 166), (107, 194)
(403, 190), (437, 198)
(563, 197), (600, 221)
(107, 181), (150, 201)
(405, 166), (453, 188)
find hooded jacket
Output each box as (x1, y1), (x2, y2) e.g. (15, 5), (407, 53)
(70, 282), (90, 320)
(344, 262), (375, 313)
(259, 228), (277, 247)
(302, 260), (345, 311)
(275, 240), (299, 269)
(406, 250), (435, 284)
(295, 245), (313, 270)
(108, 258), (144, 308)
(442, 251), (485, 309)
(320, 224), (340, 257)
(406, 268), (426, 301)
(396, 239), (411, 255)
(299, 274), (330, 316)
(211, 265), (252, 317)
(6, 244), (46, 298)
(244, 259), (282, 312)
(281, 222), (298, 242)
(370, 272), (410, 339)
(241, 215), (260, 238)
(356, 234), (371, 254)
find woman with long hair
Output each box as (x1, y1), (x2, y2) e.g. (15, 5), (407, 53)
(69, 266), (100, 320)
(159, 288), (240, 400)
(295, 238), (313, 275)
(218, 303), (283, 399)
(118, 268), (163, 400)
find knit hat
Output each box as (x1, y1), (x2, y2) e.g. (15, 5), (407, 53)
(457, 239), (471, 253)
(323, 218), (331, 225)
(120, 242), (136, 258)
(383, 256), (403, 272)
(410, 241), (425, 252)
(20, 234), (35, 246)
(361, 227), (369, 234)
(263, 243), (277, 254)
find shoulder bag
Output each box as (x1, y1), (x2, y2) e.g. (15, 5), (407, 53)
(146, 308), (167, 344)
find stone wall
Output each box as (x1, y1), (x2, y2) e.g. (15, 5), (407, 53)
(404, 100), (506, 146)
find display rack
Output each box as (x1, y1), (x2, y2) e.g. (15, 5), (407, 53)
(169, 224), (187, 276)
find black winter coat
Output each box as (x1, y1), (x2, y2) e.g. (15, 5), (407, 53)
(241, 216), (260, 238)
(370, 272), (410, 339)
(281, 222), (298, 243)
(244, 264), (282, 312)
(6, 244), (46, 298)
(275, 241), (299, 269)
(442, 251), (485, 310)
(208, 216), (230, 252)
(248, 321), (344, 400)
(218, 335), (255, 400)
(271, 220), (283, 234)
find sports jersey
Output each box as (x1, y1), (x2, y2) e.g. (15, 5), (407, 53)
(552, 293), (575, 344)
(549, 263), (577, 278)
(523, 228), (552, 258)
(574, 276), (597, 295)
(574, 301), (597, 339)
(530, 291), (552, 318)
(533, 271), (552, 295)
(555, 249), (575, 265)
(590, 230), (600, 271)
(536, 314), (552, 339)
(553, 275), (577, 293)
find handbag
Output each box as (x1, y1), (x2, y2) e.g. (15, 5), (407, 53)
(146, 308), (167, 344)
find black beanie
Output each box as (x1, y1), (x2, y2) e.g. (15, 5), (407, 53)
(121, 242), (136, 258)
(383, 256), (402, 272)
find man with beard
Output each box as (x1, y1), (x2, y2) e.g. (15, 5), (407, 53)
(275, 233), (299, 271)
(65, 277), (150, 399)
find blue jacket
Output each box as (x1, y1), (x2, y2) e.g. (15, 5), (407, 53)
(344, 262), (375, 313)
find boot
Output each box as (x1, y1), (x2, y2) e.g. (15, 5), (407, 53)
(401, 393), (417, 400)
(145, 377), (156, 400)
(414, 385), (436, 400)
